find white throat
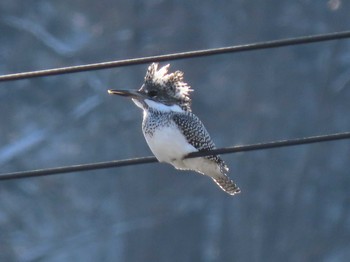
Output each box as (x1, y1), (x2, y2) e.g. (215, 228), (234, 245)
(143, 99), (183, 113)
(131, 98), (144, 109)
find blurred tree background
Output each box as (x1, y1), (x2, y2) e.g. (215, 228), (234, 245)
(1, 0), (350, 261)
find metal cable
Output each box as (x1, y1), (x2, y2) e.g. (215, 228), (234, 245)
(1, 31), (350, 180)
(1, 30), (350, 82)
(1, 131), (349, 181)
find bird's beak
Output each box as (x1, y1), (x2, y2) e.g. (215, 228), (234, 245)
(108, 89), (144, 99)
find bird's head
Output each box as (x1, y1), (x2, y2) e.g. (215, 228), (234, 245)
(108, 63), (193, 112)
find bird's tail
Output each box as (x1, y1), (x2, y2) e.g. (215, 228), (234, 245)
(212, 174), (241, 196)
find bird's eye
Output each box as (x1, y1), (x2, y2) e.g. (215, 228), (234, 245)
(148, 90), (158, 97)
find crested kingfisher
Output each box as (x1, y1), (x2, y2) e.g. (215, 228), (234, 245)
(108, 63), (240, 196)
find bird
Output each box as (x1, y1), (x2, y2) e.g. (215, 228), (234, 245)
(108, 63), (240, 196)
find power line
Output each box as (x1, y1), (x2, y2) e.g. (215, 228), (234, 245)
(187, 131), (350, 157)
(1, 31), (350, 181)
(1, 131), (349, 181)
(1, 30), (350, 82)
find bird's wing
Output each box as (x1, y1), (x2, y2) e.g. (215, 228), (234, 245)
(172, 112), (214, 150)
(172, 112), (240, 195)
(172, 112), (228, 172)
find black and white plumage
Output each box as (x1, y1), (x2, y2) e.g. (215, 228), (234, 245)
(108, 63), (240, 196)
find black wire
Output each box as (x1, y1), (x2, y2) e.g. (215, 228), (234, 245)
(1, 30), (350, 82)
(187, 131), (350, 157)
(0, 156), (158, 181)
(1, 31), (350, 180)
(1, 131), (349, 181)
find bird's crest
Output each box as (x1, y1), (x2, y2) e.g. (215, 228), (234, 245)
(144, 63), (193, 111)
